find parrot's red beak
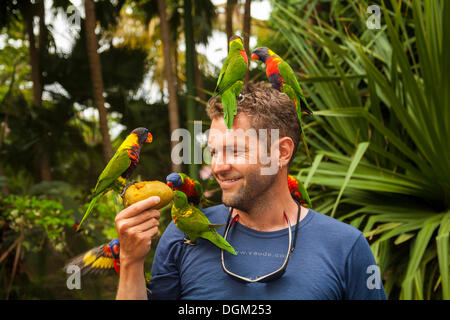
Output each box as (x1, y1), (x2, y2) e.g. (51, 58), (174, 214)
(146, 132), (153, 143)
(167, 182), (172, 188)
(251, 53), (259, 61)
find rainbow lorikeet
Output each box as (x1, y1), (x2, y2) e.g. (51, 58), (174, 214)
(65, 238), (121, 275)
(77, 127), (152, 231)
(213, 35), (248, 129)
(288, 174), (312, 208)
(251, 47), (313, 162)
(166, 172), (215, 208)
(171, 190), (236, 255)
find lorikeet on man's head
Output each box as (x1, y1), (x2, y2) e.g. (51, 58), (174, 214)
(171, 190), (236, 255)
(77, 127), (152, 231)
(213, 35), (248, 129)
(166, 172), (215, 208)
(65, 238), (121, 275)
(251, 47), (313, 163)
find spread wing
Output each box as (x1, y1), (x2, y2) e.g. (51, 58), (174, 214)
(65, 243), (115, 276)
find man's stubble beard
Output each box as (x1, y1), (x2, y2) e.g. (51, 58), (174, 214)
(222, 167), (277, 213)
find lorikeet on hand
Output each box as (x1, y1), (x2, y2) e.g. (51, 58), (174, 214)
(213, 35), (248, 129)
(166, 172), (215, 208)
(77, 127), (152, 231)
(251, 47), (313, 162)
(288, 174), (312, 208)
(171, 191), (236, 255)
(65, 238), (121, 275)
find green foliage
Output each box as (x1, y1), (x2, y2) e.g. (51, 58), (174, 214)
(273, 0), (449, 299)
(1, 195), (73, 251)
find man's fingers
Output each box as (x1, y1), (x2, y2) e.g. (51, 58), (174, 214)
(130, 218), (160, 234)
(119, 209), (160, 229)
(117, 196), (161, 219)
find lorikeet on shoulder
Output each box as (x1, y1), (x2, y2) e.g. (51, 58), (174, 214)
(166, 172), (215, 208)
(65, 238), (121, 275)
(171, 190), (236, 255)
(213, 35), (248, 129)
(251, 47), (313, 163)
(77, 128), (152, 231)
(288, 174), (312, 208)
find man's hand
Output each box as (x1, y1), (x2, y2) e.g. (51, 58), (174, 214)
(115, 196), (160, 300)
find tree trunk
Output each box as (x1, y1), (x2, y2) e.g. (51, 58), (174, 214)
(157, 0), (181, 173)
(25, 11), (42, 108)
(184, 0), (198, 180)
(84, 0), (114, 163)
(243, 0), (251, 83)
(226, 0), (237, 49)
(25, 2), (52, 181)
(193, 49), (205, 102)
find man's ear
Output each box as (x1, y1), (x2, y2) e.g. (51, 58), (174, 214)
(277, 136), (295, 167)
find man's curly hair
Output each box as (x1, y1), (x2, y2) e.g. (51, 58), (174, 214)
(206, 81), (302, 165)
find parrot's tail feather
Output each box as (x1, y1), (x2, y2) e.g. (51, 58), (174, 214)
(209, 223), (225, 229)
(77, 193), (102, 231)
(221, 89), (237, 129)
(201, 231), (237, 255)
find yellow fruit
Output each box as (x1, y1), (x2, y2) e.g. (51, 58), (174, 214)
(122, 181), (174, 209)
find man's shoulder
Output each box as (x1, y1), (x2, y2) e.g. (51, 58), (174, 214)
(306, 209), (363, 245)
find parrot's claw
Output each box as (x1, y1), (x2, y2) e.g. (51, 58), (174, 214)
(120, 181), (139, 198)
(183, 238), (196, 246)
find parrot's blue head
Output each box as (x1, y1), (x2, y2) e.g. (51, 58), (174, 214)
(109, 239), (120, 259)
(251, 47), (272, 63)
(166, 172), (183, 188)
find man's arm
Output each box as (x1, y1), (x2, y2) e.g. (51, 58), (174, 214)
(345, 233), (387, 300)
(115, 196), (161, 300)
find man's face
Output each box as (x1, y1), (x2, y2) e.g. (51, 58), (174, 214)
(207, 114), (278, 212)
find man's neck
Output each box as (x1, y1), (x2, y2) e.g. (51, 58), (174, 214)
(232, 173), (309, 232)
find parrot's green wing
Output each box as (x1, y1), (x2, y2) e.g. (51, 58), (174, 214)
(278, 61), (313, 115)
(185, 207), (236, 255)
(214, 57), (230, 95)
(278, 63), (312, 164)
(216, 54), (247, 96)
(77, 150), (131, 231)
(93, 149), (131, 196)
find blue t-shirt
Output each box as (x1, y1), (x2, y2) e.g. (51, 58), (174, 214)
(148, 205), (387, 300)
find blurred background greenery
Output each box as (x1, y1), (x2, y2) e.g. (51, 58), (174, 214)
(0, 0), (448, 300)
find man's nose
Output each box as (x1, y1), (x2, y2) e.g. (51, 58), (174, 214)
(212, 158), (232, 175)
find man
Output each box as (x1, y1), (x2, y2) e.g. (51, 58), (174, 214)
(115, 82), (387, 300)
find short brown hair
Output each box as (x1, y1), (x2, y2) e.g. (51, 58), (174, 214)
(206, 81), (302, 165)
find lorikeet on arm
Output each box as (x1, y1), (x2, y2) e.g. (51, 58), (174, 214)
(77, 127), (152, 231)
(213, 35), (248, 129)
(171, 190), (236, 255)
(251, 47), (313, 163)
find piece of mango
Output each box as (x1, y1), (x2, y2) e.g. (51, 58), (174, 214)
(122, 181), (174, 209)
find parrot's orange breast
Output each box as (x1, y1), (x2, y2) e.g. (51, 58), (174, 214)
(239, 50), (248, 67)
(266, 56), (283, 79)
